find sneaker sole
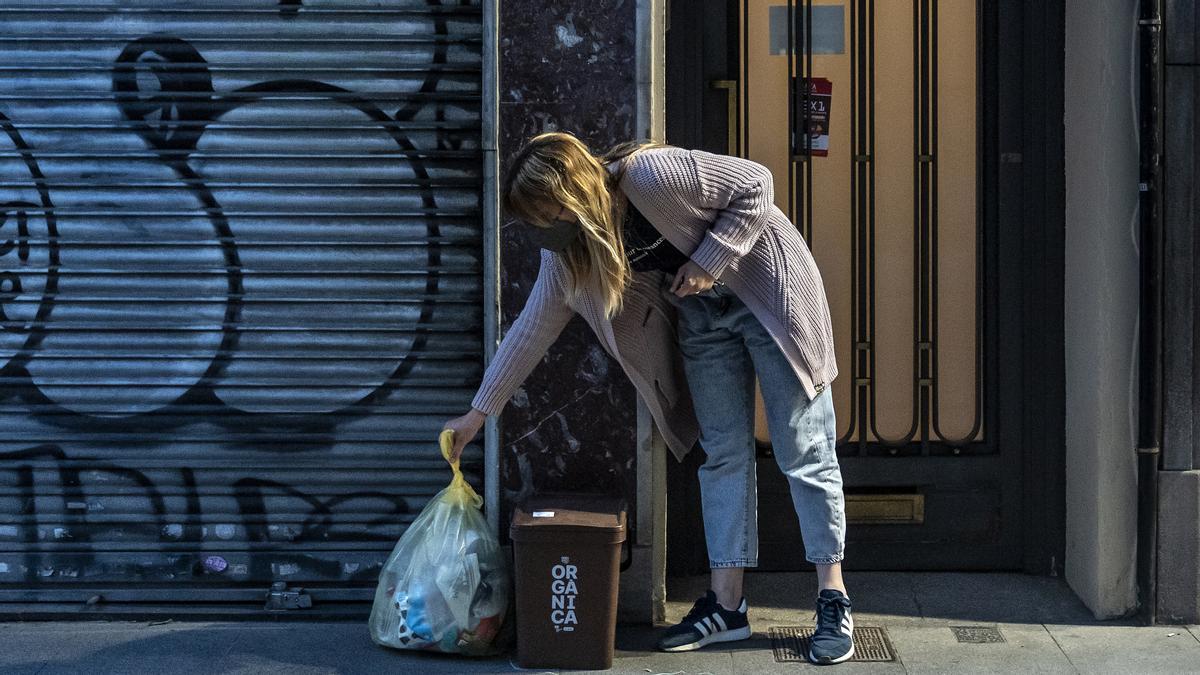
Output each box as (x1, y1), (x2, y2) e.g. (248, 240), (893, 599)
(809, 642), (855, 665)
(659, 625), (752, 652)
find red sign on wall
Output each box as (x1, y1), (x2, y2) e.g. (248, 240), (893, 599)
(794, 77), (833, 157)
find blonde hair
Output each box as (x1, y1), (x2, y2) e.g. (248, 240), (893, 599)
(503, 133), (664, 318)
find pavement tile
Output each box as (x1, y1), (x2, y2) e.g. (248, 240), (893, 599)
(215, 623), (514, 674)
(608, 623), (737, 675)
(0, 623), (53, 673)
(887, 623), (1075, 675)
(602, 649), (735, 675)
(1044, 624), (1200, 674)
(2, 622), (514, 675)
(0, 622), (246, 675)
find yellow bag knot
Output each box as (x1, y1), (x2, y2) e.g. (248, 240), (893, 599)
(439, 429), (482, 509)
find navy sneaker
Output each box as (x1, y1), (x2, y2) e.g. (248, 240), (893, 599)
(656, 590), (751, 652)
(809, 589), (855, 664)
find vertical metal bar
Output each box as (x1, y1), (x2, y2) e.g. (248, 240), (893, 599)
(481, 0), (501, 534)
(976, 0), (990, 450)
(930, 1), (984, 448)
(926, 1), (936, 451)
(911, 0), (922, 452)
(1136, 0), (1164, 625)
(873, 0), (883, 451)
(793, 0), (815, 242)
(1136, 0), (1165, 463)
(921, 0), (931, 451)
(845, 0), (860, 449)
(743, 0), (751, 157)
(928, 0), (937, 449)
(867, 0), (877, 452)
(788, 0), (796, 221)
(805, 0), (814, 243)
(736, 1), (744, 157)
(974, 0), (987, 448)
(867, 0), (919, 453)
(865, 0), (878, 452)
(855, 0), (872, 454)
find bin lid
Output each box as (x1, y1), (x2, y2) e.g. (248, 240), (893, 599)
(510, 493), (627, 543)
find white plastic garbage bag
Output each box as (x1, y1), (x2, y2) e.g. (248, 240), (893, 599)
(368, 430), (509, 655)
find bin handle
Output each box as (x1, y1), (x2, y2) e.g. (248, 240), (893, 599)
(620, 512), (634, 572)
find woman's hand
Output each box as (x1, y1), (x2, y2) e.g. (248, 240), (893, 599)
(442, 408), (487, 463)
(671, 260), (717, 298)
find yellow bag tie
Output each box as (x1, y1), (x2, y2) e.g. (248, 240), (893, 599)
(439, 429), (483, 509)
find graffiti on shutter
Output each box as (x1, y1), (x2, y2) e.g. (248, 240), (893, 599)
(0, 1), (483, 602)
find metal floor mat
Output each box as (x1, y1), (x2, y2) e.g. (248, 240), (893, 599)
(768, 625), (897, 662)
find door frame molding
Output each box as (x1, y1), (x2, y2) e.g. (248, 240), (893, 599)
(1005, 0), (1066, 575)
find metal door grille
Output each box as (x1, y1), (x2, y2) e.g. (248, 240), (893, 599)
(743, 0), (988, 456)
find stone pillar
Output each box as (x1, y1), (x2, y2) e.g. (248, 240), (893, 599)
(1063, 0), (1140, 618)
(496, 0), (644, 612)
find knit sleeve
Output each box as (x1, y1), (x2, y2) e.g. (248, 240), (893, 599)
(685, 150), (775, 279)
(471, 251), (576, 416)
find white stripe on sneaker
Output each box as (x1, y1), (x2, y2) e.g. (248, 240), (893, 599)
(694, 621), (709, 637)
(714, 613), (728, 632)
(661, 623), (753, 653)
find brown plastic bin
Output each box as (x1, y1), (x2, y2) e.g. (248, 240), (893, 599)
(510, 493), (627, 670)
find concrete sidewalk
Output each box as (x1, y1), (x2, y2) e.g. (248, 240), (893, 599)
(0, 573), (1197, 674)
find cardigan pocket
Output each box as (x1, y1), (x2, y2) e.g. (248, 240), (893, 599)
(641, 299), (683, 410)
(653, 378), (678, 409)
(642, 297), (680, 341)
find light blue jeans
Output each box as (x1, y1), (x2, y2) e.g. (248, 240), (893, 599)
(668, 282), (846, 567)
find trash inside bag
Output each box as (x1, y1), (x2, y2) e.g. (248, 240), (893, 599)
(368, 430), (510, 655)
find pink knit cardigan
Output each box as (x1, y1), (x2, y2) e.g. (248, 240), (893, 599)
(471, 147), (838, 460)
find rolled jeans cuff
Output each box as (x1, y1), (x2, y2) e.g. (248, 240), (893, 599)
(710, 559), (757, 569)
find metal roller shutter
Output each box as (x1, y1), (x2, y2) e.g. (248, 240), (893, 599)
(0, 0), (484, 613)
